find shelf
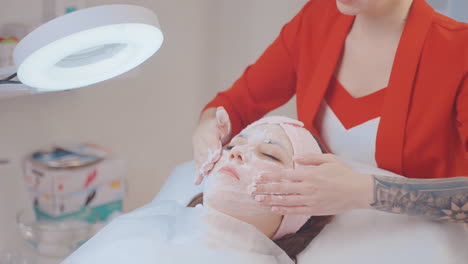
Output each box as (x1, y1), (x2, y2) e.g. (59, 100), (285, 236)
(0, 65), (16, 78)
(0, 66), (35, 100)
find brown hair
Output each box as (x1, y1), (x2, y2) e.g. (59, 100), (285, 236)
(187, 193), (333, 262)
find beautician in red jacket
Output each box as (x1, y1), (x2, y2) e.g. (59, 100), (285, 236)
(193, 0), (468, 223)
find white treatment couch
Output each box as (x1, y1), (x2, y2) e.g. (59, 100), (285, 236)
(154, 161), (468, 264)
(153, 161), (204, 205)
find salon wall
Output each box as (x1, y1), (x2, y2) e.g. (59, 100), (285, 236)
(427, 0), (468, 22)
(0, 0), (306, 251)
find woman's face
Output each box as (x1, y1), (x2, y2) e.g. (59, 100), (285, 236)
(336, 0), (398, 16)
(203, 124), (294, 216)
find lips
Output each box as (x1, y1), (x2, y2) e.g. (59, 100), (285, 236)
(218, 166), (240, 180)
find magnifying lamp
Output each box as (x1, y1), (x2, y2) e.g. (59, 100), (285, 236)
(0, 4), (163, 92)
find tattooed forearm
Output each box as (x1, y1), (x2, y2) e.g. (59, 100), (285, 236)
(370, 175), (468, 223)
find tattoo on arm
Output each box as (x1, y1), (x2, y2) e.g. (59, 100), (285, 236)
(370, 175), (468, 223)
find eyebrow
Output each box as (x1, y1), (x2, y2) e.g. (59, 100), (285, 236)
(233, 133), (287, 151)
(237, 133), (247, 138)
(266, 139), (288, 151)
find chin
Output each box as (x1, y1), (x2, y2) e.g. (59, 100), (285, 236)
(336, 0), (362, 16)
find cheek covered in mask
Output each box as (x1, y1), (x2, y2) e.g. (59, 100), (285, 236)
(203, 149), (286, 216)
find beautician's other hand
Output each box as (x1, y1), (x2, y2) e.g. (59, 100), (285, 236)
(192, 107), (231, 185)
(250, 154), (374, 215)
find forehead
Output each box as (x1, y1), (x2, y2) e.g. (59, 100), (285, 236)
(239, 124), (293, 152)
(241, 123), (284, 137)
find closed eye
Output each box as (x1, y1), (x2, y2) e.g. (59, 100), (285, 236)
(224, 145), (234, 151)
(263, 153), (281, 162)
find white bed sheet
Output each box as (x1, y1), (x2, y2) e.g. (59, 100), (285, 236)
(153, 160), (203, 205)
(154, 160), (468, 264)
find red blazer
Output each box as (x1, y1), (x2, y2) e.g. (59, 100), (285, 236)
(204, 0), (468, 179)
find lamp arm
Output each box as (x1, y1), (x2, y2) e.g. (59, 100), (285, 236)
(0, 72), (22, 85)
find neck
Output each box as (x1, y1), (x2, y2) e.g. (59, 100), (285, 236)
(352, 0), (414, 37)
(208, 205), (282, 238)
(232, 213), (282, 238)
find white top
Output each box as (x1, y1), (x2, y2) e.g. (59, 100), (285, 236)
(316, 101), (380, 167)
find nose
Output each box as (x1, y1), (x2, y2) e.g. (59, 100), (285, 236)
(229, 147), (245, 164)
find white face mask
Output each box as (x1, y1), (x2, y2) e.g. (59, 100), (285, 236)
(203, 124), (294, 216)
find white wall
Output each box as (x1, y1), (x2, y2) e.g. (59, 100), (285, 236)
(426, 0), (468, 22)
(0, 0), (306, 251)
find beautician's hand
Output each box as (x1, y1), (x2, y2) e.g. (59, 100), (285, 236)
(250, 154), (374, 215)
(192, 107), (231, 185)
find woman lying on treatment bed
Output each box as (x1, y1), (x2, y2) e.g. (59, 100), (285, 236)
(62, 115), (466, 264)
(62, 115), (332, 264)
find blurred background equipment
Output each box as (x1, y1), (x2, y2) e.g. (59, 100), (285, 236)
(19, 143), (127, 257)
(42, 0), (88, 23)
(0, 23), (29, 70)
